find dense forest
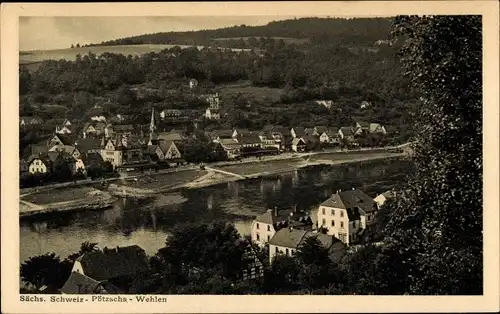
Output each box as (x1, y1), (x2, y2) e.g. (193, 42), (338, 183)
(20, 17), (417, 155)
(89, 17), (394, 48)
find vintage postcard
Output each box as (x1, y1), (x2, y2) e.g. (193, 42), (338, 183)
(1, 1), (499, 313)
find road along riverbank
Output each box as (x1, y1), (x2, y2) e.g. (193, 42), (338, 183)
(19, 148), (407, 218)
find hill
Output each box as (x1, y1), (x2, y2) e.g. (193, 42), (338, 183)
(89, 17), (393, 49)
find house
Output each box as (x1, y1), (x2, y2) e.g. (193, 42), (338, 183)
(314, 126), (328, 136)
(147, 140), (182, 163)
(315, 100), (333, 109)
(61, 271), (122, 294)
(241, 244), (265, 281)
(48, 151), (77, 174)
(354, 121), (370, 135)
(55, 124), (72, 135)
(317, 189), (378, 245)
(304, 128), (316, 136)
(251, 207), (313, 246)
(27, 154), (52, 174)
(155, 131), (184, 143)
(83, 122), (107, 138)
(360, 101), (371, 109)
(258, 131), (280, 150)
(291, 138), (306, 152)
(76, 152), (104, 174)
(219, 138), (241, 159)
(232, 128), (250, 139)
(160, 109), (183, 120)
(100, 135), (145, 168)
(20, 116), (42, 126)
(201, 93), (220, 109)
(374, 190), (397, 207)
(338, 127), (355, 141)
(237, 133), (262, 149)
(90, 115), (107, 122)
(268, 229), (346, 264)
(189, 78), (198, 89)
(290, 127), (305, 139)
(204, 108), (220, 120)
(47, 134), (76, 149)
(70, 245), (149, 292)
(48, 145), (81, 160)
(319, 128), (340, 144)
(369, 123), (387, 135)
(107, 124), (135, 138)
(207, 129), (234, 143)
(301, 135), (320, 149)
(75, 138), (102, 155)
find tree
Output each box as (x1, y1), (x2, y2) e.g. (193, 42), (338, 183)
(377, 15), (482, 294)
(20, 253), (72, 291)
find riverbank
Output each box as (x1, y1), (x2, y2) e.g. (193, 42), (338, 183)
(19, 148), (407, 218)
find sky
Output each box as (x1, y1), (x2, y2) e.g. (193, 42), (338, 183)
(19, 16), (299, 51)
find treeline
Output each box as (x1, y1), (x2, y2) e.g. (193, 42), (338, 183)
(89, 17), (393, 49)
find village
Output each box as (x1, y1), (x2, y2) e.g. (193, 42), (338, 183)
(20, 89), (394, 189)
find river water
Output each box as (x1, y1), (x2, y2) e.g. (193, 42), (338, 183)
(20, 158), (414, 262)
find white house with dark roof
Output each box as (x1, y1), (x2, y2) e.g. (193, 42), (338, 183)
(317, 189), (377, 245)
(251, 208), (313, 246)
(268, 229), (346, 265)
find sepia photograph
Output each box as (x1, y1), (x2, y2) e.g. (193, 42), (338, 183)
(2, 1), (499, 313)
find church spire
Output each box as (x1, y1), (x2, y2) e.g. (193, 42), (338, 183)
(149, 107), (157, 141)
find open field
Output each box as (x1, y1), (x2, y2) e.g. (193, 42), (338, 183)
(120, 169), (208, 190)
(218, 85), (285, 102)
(215, 158), (304, 176)
(306, 149), (403, 163)
(19, 44), (252, 64)
(212, 37), (310, 45)
(21, 186), (99, 204)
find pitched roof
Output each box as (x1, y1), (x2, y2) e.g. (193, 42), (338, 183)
(320, 189), (376, 214)
(292, 127), (305, 137)
(52, 133), (77, 146)
(255, 208), (311, 226)
(303, 232), (343, 250)
(339, 127), (354, 136)
(325, 128), (339, 137)
(113, 124), (134, 132)
(60, 271), (122, 294)
(75, 138), (102, 153)
(158, 140), (175, 154)
(304, 128), (315, 136)
(292, 138), (306, 146)
(27, 154), (52, 168)
(356, 121), (370, 128)
(81, 152), (104, 165)
(238, 133), (262, 145)
(220, 138), (241, 149)
(157, 132), (184, 142)
(76, 245), (149, 281)
(217, 129), (234, 138)
(369, 123), (383, 132)
(302, 135), (318, 143)
(269, 228), (308, 249)
(315, 126), (328, 134)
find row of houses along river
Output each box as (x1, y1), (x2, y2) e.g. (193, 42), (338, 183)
(20, 158), (415, 263)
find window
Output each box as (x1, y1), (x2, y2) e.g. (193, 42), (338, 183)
(256, 233), (260, 241)
(256, 223), (260, 229)
(267, 225), (271, 231)
(322, 208), (325, 215)
(340, 221), (344, 228)
(340, 211), (344, 218)
(331, 220), (335, 227)
(331, 209), (335, 216)
(267, 235), (270, 241)
(285, 248), (289, 256)
(322, 219), (326, 226)
(275, 247), (278, 253)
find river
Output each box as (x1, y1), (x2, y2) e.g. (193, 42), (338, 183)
(20, 158), (414, 262)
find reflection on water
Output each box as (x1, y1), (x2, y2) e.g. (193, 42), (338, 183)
(20, 159), (414, 262)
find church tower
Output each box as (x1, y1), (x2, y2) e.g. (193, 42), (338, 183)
(149, 107), (157, 142)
